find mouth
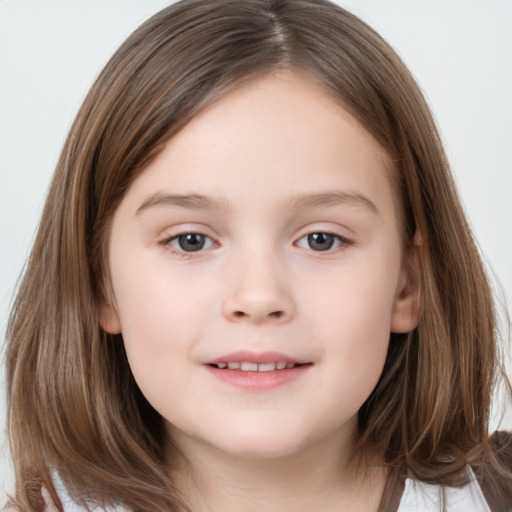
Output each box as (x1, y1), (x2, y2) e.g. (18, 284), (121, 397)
(204, 352), (312, 390)
(209, 361), (306, 371)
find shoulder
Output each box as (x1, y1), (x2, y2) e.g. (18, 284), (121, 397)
(397, 431), (512, 512)
(476, 431), (512, 512)
(44, 474), (129, 512)
(1, 488), (60, 512)
(397, 467), (492, 512)
(1, 490), (60, 512)
(488, 430), (512, 465)
(4, 474), (130, 512)
(397, 432), (512, 512)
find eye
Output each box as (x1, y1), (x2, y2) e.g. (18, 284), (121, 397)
(296, 232), (349, 252)
(167, 233), (216, 252)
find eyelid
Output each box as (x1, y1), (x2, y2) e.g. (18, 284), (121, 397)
(170, 233), (216, 251)
(158, 223), (217, 241)
(158, 225), (220, 255)
(156, 224), (354, 256)
(294, 227), (354, 253)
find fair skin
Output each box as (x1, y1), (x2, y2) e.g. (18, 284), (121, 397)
(101, 72), (420, 512)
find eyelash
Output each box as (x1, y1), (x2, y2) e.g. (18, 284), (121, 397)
(160, 231), (352, 256)
(160, 233), (217, 256)
(295, 232), (352, 252)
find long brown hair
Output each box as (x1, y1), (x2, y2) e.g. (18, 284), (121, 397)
(5, 0), (511, 510)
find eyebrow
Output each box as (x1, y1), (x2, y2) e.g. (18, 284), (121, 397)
(136, 193), (230, 215)
(135, 190), (379, 216)
(288, 191), (379, 215)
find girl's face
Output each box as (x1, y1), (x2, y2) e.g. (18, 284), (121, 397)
(101, 72), (419, 461)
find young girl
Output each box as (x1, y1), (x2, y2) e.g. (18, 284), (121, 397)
(4, 0), (512, 510)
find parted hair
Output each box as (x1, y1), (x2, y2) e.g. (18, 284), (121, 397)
(5, 0), (511, 511)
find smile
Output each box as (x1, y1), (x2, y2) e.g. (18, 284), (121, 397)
(204, 351), (312, 390)
(211, 361), (299, 371)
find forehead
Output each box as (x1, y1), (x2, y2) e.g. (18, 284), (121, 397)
(119, 72), (396, 220)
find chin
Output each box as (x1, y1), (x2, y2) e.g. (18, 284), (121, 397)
(202, 425), (312, 460)
(217, 442), (303, 460)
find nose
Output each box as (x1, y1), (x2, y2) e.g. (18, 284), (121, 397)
(222, 252), (295, 325)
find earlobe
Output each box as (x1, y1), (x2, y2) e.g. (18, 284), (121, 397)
(99, 302), (122, 334)
(390, 234), (423, 334)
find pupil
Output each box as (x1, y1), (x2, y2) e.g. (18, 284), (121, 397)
(308, 233), (334, 251)
(178, 233), (205, 252)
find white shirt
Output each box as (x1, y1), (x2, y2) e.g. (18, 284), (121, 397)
(397, 468), (491, 512)
(49, 468), (491, 512)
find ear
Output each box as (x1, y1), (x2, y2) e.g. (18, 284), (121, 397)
(390, 234), (422, 334)
(99, 301), (122, 334)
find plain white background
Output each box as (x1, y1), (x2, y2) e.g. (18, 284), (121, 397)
(1, 0), (511, 504)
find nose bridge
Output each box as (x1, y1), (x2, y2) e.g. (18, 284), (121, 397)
(222, 242), (294, 324)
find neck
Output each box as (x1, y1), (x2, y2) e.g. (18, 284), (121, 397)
(167, 429), (386, 512)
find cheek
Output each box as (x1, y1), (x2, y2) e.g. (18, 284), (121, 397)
(303, 252), (400, 392)
(109, 257), (214, 388)
(111, 245), (211, 337)
(111, 273), (209, 421)
(305, 252), (399, 334)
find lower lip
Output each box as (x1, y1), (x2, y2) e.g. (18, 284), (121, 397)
(204, 364), (311, 391)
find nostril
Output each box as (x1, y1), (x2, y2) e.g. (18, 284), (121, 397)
(231, 310), (283, 320)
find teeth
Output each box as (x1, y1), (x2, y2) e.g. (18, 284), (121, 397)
(240, 362), (258, 372)
(258, 362), (276, 372)
(215, 361), (298, 371)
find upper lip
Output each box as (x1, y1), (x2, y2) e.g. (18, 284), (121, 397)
(204, 350), (309, 365)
